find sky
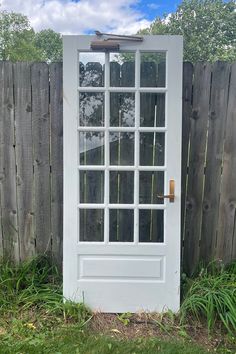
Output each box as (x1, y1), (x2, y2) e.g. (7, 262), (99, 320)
(0, 0), (179, 35)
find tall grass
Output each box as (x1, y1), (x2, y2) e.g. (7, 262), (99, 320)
(0, 255), (91, 324)
(180, 261), (236, 335)
(1, 256), (236, 337)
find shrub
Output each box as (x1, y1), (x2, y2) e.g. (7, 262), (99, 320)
(180, 261), (236, 335)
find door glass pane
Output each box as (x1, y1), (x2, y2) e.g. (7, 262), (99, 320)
(140, 52), (166, 87)
(140, 133), (165, 166)
(140, 93), (165, 127)
(109, 209), (134, 242)
(80, 209), (104, 241)
(110, 53), (135, 87)
(139, 210), (164, 243)
(80, 171), (104, 203)
(79, 132), (104, 165)
(110, 171), (134, 204)
(79, 92), (104, 126)
(110, 132), (134, 165)
(110, 93), (135, 127)
(139, 172), (164, 204)
(79, 52), (105, 87)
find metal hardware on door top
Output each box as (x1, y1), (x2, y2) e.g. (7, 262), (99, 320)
(157, 179), (175, 203)
(91, 31), (143, 51)
(94, 31), (143, 41)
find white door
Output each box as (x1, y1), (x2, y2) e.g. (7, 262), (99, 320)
(63, 35), (183, 313)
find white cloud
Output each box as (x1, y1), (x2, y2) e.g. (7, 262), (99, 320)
(0, 0), (152, 34)
(148, 3), (160, 10)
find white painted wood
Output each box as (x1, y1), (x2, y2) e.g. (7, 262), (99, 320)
(63, 35), (183, 312)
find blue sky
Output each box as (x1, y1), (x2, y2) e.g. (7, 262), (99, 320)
(135, 0), (178, 21)
(1, 0), (180, 34)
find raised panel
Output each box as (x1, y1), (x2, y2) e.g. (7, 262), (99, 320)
(78, 255), (164, 280)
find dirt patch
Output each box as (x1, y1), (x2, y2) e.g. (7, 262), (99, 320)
(89, 312), (235, 352)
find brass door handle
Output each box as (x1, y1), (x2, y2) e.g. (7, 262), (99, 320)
(157, 179), (175, 203)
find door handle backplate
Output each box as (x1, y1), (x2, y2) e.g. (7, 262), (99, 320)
(157, 179), (175, 203)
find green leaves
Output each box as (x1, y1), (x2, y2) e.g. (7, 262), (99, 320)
(117, 312), (132, 326)
(0, 11), (62, 62)
(180, 261), (236, 335)
(35, 29), (62, 62)
(0, 255), (91, 325)
(140, 0), (236, 62)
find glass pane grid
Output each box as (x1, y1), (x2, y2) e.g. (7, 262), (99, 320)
(78, 50), (166, 243)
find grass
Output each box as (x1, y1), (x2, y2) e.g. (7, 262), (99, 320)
(0, 326), (210, 354)
(180, 261), (236, 335)
(0, 255), (91, 323)
(0, 256), (235, 353)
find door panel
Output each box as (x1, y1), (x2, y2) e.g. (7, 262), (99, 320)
(63, 35), (183, 312)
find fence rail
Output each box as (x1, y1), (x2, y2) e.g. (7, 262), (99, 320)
(0, 61), (235, 274)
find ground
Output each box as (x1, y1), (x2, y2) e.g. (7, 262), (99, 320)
(0, 311), (235, 354)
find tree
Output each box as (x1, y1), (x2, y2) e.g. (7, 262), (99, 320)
(0, 11), (42, 61)
(0, 11), (62, 62)
(140, 0), (236, 62)
(35, 29), (62, 62)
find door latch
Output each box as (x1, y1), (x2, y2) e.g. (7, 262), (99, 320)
(157, 179), (175, 203)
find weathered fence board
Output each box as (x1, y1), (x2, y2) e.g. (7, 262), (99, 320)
(31, 63), (51, 254)
(0, 60), (235, 274)
(50, 63), (63, 266)
(0, 62), (19, 262)
(181, 62), (193, 245)
(14, 62), (35, 260)
(216, 63), (236, 262)
(200, 62), (231, 263)
(183, 63), (212, 274)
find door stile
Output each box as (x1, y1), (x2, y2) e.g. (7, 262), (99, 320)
(104, 52), (110, 244)
(134, 49), (140, 244)
(63, 37), (79, 300)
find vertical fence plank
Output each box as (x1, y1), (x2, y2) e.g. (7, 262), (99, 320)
(200, 62), (231, 263)
(183, 63), (212, 275)
(181, 62), (193, 248)
(50, 63), (63, 266)
(0, 62), (19, 262)
(31, 63), (51, 254)
(217, 63), (236, 262)
(14, 63), (35, 260)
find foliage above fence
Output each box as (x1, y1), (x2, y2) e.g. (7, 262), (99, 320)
(0, 60), (235, 274)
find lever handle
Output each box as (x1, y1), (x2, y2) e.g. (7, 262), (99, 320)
(157, 179), (175, 203)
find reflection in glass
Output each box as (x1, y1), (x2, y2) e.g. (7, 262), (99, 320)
(110, 132), (134, 165)
(140, 52), (166, 88)
(110, 53), (135, 87)
(110, 171), (134, 204)
(80, 209), (104, 241)
(79, 52), (105, 87)
(79, 92), (104, 126)
(139, 210), (164, 242)
(79, 132), (104, 165)
(109, 209), (134, 242)
(139, 172), (164, 204)
(110, 93), (135, 127)
(80, 171), (104, 203)
(140, 133), (165, 166)
(140, 93), (165, 127)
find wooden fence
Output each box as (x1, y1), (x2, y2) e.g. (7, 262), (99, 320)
(0, 61), (235, 274)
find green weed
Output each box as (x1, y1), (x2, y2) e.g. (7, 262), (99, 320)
(180, 261), (236, 335)
(0, 255), (91, 324)
(117, 312), (132, 326)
